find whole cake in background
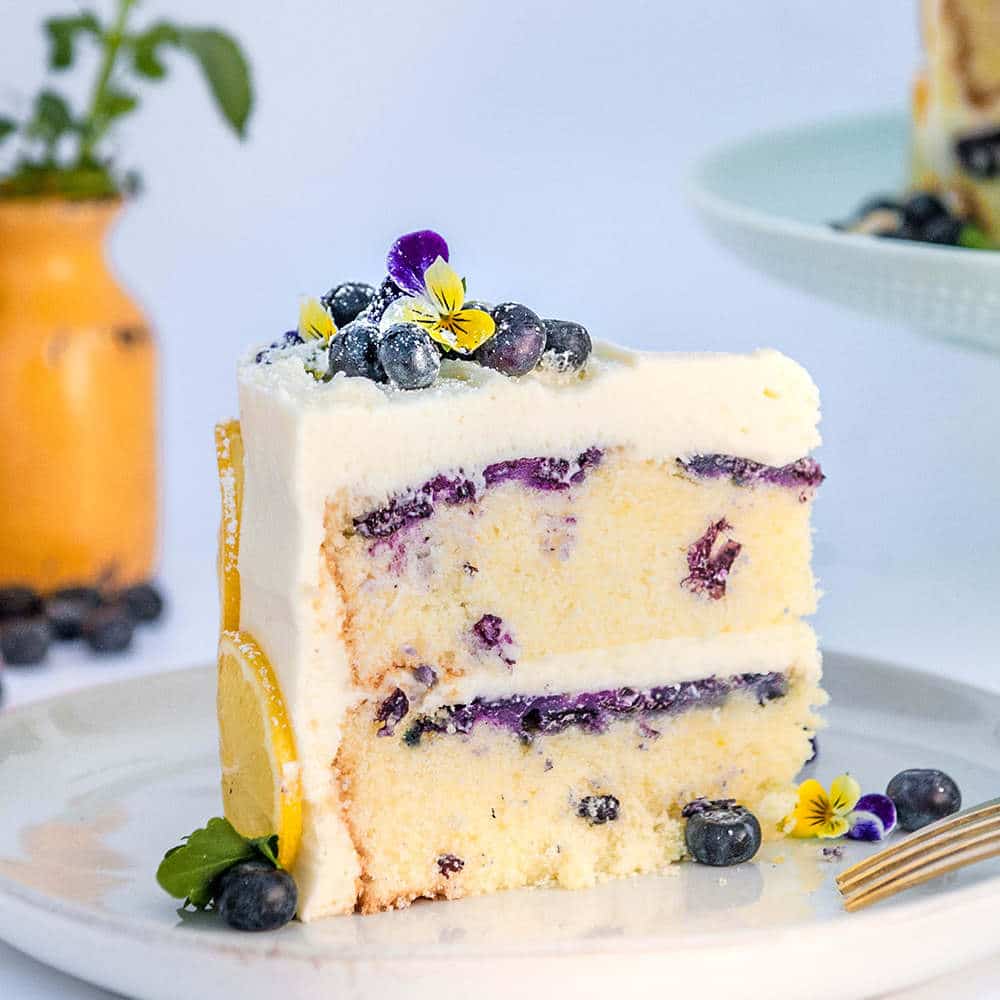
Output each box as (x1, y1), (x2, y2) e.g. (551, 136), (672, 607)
(215, 229), (826, 920)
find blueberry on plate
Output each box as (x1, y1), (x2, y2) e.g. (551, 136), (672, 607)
(473, 303), (546, 377)
(0, 617), (52, 666)
(0, 586), (41, 620)
(321, 282), (375, 328)
(83, 603), (135, 654)
(326, 318), (386, 382)
(577, 794), (620, 825)
(886, 768), (962, 832)
(684, 799), (761, 866)
(45, 587), (101, 640)
(121, 582), (165, 624)
(216, 862), (297, 931)
(921, 215), (965, 246)
(541, 319), (592, 372)
(378, 323), (441, 390)
(212, 858), (275, 903)
(900, 192), (950, 230)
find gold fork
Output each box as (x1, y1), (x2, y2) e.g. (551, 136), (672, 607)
(836, 796), (1000, 912)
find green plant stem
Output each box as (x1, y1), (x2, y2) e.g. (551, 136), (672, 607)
(77, 0), (136, 164)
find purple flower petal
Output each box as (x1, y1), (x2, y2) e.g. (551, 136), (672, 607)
(386, 230), (449, 295)
(846, 809), (886, 842)
(854, 793), (897, 835)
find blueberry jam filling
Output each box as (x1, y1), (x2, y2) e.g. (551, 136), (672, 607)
(436, 854), (465, 878)
(577, 795), (620, 825)
(398, 671), (788, 745)
(352, 448), (603, 540)
(682, 518), (742, 600)
(472, 614), (517, 666)
(375, 687), (409, 737)
(678, 455), (825, 494)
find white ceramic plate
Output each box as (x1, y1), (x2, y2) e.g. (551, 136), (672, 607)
(1, 654), (998, 1000)
(690, 110), (1000, 354)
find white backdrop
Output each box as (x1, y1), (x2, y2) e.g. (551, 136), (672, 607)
(2, 0), (998, 692)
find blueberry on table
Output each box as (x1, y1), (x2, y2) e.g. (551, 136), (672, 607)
(886, 769), (961, 832)
(326, 318), (386, 382)
(577, 794), (620, 825)
(321, 282), (375, 328)
(0, 617), (52, 666)
(684, 800), (761, 866)
(122, 582), (165, 624)
(45, 587), (101, 640)
(541, 319), (592, 372)
(0, 587), (41, 620)
(473, 303), (547, 377)
(921, 216), (965, 246)
(83, 604), (134, 654)
(901, 192), (950, 230)
(216, 863), (297, 931)
(378, 323), (441, 390)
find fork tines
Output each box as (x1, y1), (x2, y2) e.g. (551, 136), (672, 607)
(836, 796), (1000, 912)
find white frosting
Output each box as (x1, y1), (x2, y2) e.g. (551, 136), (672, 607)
(234, 341), (822, 919)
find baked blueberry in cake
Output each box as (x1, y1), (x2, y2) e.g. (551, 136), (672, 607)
(215, 229), (826, 919)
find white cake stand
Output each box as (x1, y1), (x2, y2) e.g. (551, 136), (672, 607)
(689, 109), (1000, 354)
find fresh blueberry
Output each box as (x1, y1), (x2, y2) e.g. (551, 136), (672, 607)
(684, 800), (761, 866)
(921, 215), (965, 245)
(577, 794), (620, 825)
(901, 192), (950, 230)
(363, 277), (404, 324)
(955, 127), (1000, 179)
(377, 323), (441, 390)
(45, 587), (101, 640)
(321, 282), (375, 328)
(463, 299), (494, 314)
(255, 330), (302, 364)
(212, 858), (275, 903)
(886, 769), (962, 832)
(121, 582), (164, 623)
(326, 318), (386, 382)
(541, 319), (591, 372)
(216, 864), (297, 931)
(473, 303), (546, 377)
(0, 617), (51, 666)
(0, 586), (41, 620)
(83, 603), (134, 654)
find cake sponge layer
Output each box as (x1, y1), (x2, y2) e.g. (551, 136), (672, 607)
(326, 449), (818, 690)
(334, 670), (823, 915)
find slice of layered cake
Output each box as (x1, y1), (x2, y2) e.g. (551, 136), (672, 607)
(217, 230), (825, 919)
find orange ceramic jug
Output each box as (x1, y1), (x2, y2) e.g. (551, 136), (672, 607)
(0, 198), (157, 591)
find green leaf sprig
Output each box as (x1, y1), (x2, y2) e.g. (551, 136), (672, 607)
(156, 817), (279, 910)
(0, 0), (253, 200)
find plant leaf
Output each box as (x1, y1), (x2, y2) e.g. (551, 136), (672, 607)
(250, 834), (280, 868)
(0, 117), (16, 146)
(130, 21), (181, 79)
(44, 13), (102, 70)
(176, 29), (253, 138)
(155, 817), (256, 910)
(24, 91), (75, 146)
(96, 86), (139, 121)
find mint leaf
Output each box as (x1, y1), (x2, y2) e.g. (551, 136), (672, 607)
(44, 13), (102, 70)
(959, 223), (995, 251)
(250, 834), (280, 868)
(176, 29), (253, 138)
(156, 817), (257, 909)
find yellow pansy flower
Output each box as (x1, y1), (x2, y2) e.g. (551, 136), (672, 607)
(298, 297), (337, 343)
(784, 773), (862, 839)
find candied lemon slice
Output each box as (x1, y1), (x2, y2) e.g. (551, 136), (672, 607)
(217, 630), (302, 869)
(215, 420), (244, 632)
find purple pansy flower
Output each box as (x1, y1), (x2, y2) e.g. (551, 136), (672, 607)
(847, 793), (898, 842)
(386, 230), (450, 295)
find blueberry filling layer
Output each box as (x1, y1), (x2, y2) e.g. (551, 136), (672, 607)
(389, 671), (789, 745)
(352, 450), (823, 541)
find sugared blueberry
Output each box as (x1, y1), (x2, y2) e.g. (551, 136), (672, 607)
(463, 299), (494, 314)
(321, 282), (375, 328)
(121, 582), (164, 623)
(886, 769), (962, 832)
(216, 863), (297, 931)
(0, 587), (41, 620)
(83, 604), (134, 654)
(326, 318), (386, 382)
(212, 858), (274, 903)
(577, 794), (620, 825)
(364, 277), (404, 324)
(45, 587), (101, 640)
(0, 617), (51, 666)
(921, 215), (964, 245)
(378, 323), (441, 390)
(901, 192), (950, 230)
(541, 319), (591, 372)
(684, 800), (761, 866)
(473, 303), (546, 377)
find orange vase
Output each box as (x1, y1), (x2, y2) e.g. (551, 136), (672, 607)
(0, 198), (157, 592)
